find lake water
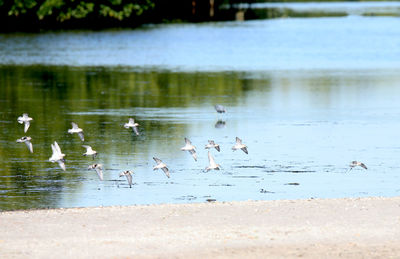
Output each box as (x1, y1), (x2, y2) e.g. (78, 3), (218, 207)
(1, 2), (400, 210)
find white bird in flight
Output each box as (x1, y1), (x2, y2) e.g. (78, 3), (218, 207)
(82, 145), (97, 159)
(49, 141), (66, 171)
(181, 137), (197, 161)
(17, 113), (33, 133)
(232, 137), (248, 154)
(205, 151), (221, 171)
(16, 136), (33, 153)
(68, 122), (84, 141)
(119, 170), (134, 188)
(88, 163), (103, 181)
(347, 161), (368, 172)
(153, 157), (170, 178)
(124, 118), (140, 136)
(205, 140), (220, 152)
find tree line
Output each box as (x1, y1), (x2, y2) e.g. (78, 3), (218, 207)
(0, 0), (231, 32)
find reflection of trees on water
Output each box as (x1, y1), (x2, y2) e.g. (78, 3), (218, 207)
(0, 66), (257, 110)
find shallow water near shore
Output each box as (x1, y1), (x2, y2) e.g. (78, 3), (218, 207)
(1, 2), (400, 210)
(2, 66), (400, 210)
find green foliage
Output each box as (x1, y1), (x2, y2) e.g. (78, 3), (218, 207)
(99, 2), (147, 21)
(3, 0), (155, 27)
(37, 0), (64, 20)
(8, 0), (37, 16)
(58, 2), (95, 22)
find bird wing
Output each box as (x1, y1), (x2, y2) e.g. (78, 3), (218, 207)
(25, 140), (33, 153)
(241, 146), (248, 154)
(54, 141), (62, 155)
(236, 137), (242, 144)
(78, 132), (85, 141)
(360, 163), (368, 170)
(189, 149), (197, 161)
(153, 157), (162, 165)
(24, 121), (30, 133)
(132, 126), (139, 136)
(18, 113), (28, 121)
(96, 167), (103, 181)
(51, 143), (57, 156)
(215, 145), (220, 152)
(71, 122), (79, 129)
(185, 138), (192, 145)
(161, 167), (170, 178)
(58, 160), (66, 171)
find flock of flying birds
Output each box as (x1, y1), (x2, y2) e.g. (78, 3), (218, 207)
(15, 104), (368, 188)
(15, 105), (253, 188)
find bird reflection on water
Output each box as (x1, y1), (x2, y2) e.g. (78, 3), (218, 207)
(215, 120), (226, 128)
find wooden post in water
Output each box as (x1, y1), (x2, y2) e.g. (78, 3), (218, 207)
(210, 0), (215, 17)
(192, 0), (196, 15)
(236, 10), (245, 21)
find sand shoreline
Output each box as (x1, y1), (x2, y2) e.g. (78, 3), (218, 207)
(1, 197), (400, 258)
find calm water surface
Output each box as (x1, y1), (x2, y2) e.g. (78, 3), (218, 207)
(1, 2), (400, 210)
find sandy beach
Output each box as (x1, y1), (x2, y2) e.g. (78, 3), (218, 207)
(1, 197), (400, 258)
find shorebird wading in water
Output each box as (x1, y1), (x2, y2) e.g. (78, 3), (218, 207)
(347, 161), (368, 172)
(181, 138), (197, 161)
(214, 104), (226, 114)
(68, 122), (84, 141)
(232, 137), (248, 154)
(17, 113), (33, 133)
(88, 163), (103, 181)
(205, 140), (220, 152)
(49, 141), (66, 171)
(119, 170), (134, 188)
(16, 136), (33, 153)
(153, 157), (170, 178)
(205, 151), (221, 171)
(82, 145), (97, 159)
(214, 104), (227, 121)
(124, 118), (140, 136)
